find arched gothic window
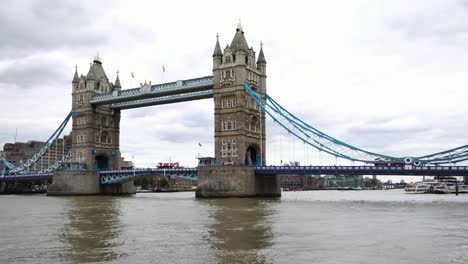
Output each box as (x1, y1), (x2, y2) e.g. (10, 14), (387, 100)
(100, 132), (108, 144)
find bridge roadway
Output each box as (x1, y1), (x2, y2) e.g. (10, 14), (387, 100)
(90, 76), (214, 109)
(3, 165), (468, 183)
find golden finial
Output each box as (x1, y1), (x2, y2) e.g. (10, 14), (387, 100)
(94, 52), (102, 63)
(237, 18), (243, 31)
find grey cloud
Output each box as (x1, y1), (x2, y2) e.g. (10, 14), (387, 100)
(0, 58), (69, 88)
(158, 128), (210, 144)
(384, 1), (468, 42)
(0, 0), (111, 59)
(125, 108), (151, 119)
(122, 102), (213, 145)
(347, 124), (431, 135)
(157, 110), (213, 144)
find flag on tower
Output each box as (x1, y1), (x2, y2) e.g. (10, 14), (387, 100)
(131, 72), (134, 78)
(163, 65), (166, 73)
(198, 143), (202, 147)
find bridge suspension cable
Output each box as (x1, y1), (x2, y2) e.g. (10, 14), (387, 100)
(7, 112), (72, 174)
(243, 83), (468, 165)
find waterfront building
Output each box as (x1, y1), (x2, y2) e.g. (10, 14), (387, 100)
(323, 175), (363, 188)
(280, 175), (320, 190)
(151, 175), (197, 191)
(0, 136), (71, 171)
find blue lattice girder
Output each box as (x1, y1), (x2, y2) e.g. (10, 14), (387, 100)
(8, 112), (72, 174)
(0, 172), (52, 182)
(91, 76), (213, 106)
(1, 158), (16, 170)
(38, 150), (72, 173)
(254, 165), (468, 176)
(110, 90), (213, 110)
(100, 168), (198, 184)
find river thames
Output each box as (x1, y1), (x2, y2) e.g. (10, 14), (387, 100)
(1, 190), (467, 264)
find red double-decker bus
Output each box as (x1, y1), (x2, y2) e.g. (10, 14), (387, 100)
(157, 162), (179, 169)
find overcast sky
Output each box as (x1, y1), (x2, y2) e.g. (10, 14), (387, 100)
(1, 0), (468, 181)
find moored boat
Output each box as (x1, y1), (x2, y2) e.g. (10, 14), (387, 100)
(405, 182), (429, 194)
(405, 177), (468, 194)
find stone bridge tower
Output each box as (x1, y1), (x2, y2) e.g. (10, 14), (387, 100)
(71, 55), (122, 171)
(48, 56), (133, 195)
(212, 24), (267, 166)
(197, 25), (280, 198)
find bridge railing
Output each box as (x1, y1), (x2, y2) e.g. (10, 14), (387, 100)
(99, 167), (198, 184)
(110, 90), (214, 109)
(99, 167), (197, 175)
(91, 76), (213, 103)
(254, 165), (468, 176)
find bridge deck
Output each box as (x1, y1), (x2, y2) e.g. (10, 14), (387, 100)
(90, 76), (213, 107)
(3, 165), (468, 183)
(255, 165), (468, 176)
(111, 90), (213, 109)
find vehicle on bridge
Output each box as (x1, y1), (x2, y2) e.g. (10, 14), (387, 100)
(374, 158), (404, 167)
(157, 162), (180, 169)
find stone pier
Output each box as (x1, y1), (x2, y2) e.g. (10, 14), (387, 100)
(195, 166), (281, 198)
(47, 170), (135, 196)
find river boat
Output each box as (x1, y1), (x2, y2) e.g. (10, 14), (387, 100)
(405, 177), (468, 194)
(433, 182), (468, 194)
(337, 186), (362, 191)
(405, 182), (429, 194)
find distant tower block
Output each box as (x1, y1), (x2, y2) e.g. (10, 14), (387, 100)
(212, 24), (267, 166)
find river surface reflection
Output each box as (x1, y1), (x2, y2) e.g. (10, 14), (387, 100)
(203, 198), (278, 263)
(61, 197), (125, 263)
(1, 190), (468, 264)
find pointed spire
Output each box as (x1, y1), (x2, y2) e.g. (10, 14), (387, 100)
(230, 22), (249, 51)
(72, 64), (79, 83)
(114, 70), (121, 88)
(257, 41), (266, 64)
(86, 54), (108, 81)
(213, 33), (223, 57)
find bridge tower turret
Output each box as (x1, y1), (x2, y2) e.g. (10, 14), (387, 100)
(71, 55), (121, 171)
(49, 56), (134, 196)
(212, 24), (266, 166)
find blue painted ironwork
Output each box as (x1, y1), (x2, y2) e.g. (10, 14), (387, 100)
(100, 168), (198, 184)
(0, 172), (52, 182)
(90, 76), (213, 106)
(1, 158), (16, 170)
(111, 90), (213, 109)
(254, 165), (468, 176)
(8, 112), (72, 174)
(243, 83), (468, 165)
(37, 150), (72, 173)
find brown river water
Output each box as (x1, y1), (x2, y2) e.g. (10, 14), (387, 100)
(1, 190), (468, 264)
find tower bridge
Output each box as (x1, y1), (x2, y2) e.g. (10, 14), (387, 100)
(2, 25), (468, 196)
(49, 24), (273, 197)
